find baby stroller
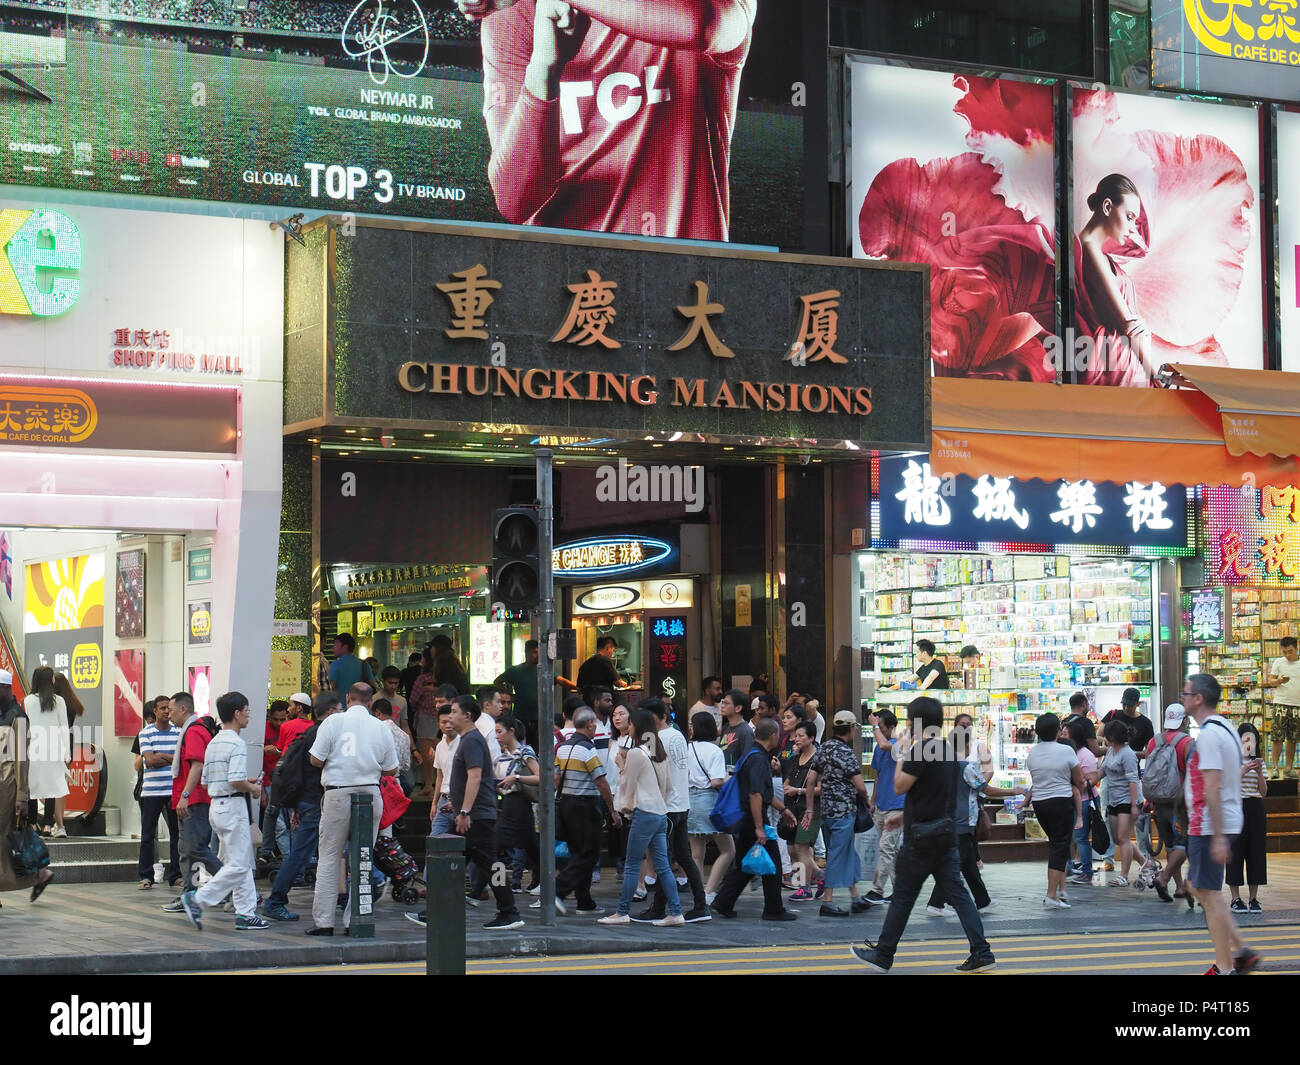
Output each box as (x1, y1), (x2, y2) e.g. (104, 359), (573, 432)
(372, 835), (426, 904)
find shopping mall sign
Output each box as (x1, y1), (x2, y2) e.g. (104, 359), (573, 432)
(873, 457), (1194, 554)
(284, 218), (929, 451)
(0, 208), (81, 316)
(1152, 0), (1300, 101)
(1203, 484), (1300, 583)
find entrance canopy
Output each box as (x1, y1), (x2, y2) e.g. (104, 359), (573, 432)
(930, 378), (1300, 486)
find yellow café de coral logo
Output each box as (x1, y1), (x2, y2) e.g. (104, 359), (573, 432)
(0, 384), (98, 445)
(1183, 0), (1300, 63)
(190, 608), (212, 639)
(70, 643), (102, 690)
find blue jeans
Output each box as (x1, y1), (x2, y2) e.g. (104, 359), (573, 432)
(268, 801), (321, 907)
(821, 815), (860, 890)
(1072, 798), (1094, 876)
(617, 809), (680, 917)
(431, 805), (455, 836)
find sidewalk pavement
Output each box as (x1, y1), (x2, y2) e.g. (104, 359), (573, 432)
(3, 856), (1298, 974)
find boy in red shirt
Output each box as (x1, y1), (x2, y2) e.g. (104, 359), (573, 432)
(163, 692), (222, 909)
(462, 0), (755, 241)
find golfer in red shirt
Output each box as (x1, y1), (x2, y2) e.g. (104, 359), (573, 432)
(459, 0), (755, 241)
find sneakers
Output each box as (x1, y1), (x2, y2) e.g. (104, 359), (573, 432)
(632, 888), (647, 902)
(978, 900), (998, 914)
(49, 825), (67, 839)
(529, 885), (542, 896)
(575, 905), (606, 916)
(1234, 948), (1261, 974)
(788, 888), (815, 903)
(850, 940), (891, 972)
(235, 914), (270, 930)
(862, 889), (887, 903)
(1109, 876), (1129, 887)
(161, 898), (186, 913)
(529, 898), (566, 915)
(179, 890), (202, 931)
(1231, 898), (1248, 913)
(404, 911), (427, 926)
(596, 913), (631, 925)
(924, 905), (953, 917)
(1249, 899), (1263, 913)
(263, 902), (299, 922)
(683, 906), (712, 923)
(704, 891), (717, 906)
(629, 909), (663, 924)
(954, 953), (997, 973)
(1068, 873), (1094, 886)
(1043, 896), (1070, 909)
(652, 914), (686, 927)
(483, 912), (525, 930)
(813, 879), (826, 901)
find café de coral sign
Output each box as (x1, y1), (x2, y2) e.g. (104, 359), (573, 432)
(1181, 0), (1300, 69)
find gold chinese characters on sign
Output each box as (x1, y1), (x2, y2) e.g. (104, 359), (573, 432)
(432, 266), (846, 366)
(0, 384), (97, 445)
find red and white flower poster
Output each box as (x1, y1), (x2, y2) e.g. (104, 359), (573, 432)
(850, 61), (1057, 381)
(1069, 88), (1262, 385)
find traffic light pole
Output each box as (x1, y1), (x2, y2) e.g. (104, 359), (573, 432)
(535, 447), (557, 928)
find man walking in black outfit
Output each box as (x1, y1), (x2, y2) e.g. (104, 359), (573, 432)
(852, 696), (996, 973)
(710, 719), (797, 922)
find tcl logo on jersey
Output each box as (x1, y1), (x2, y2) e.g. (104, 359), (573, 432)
(559, 65), (671, 135)
(0, 208), (82, 317)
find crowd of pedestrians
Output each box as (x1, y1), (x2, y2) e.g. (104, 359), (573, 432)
(94, 646), (1268, 976)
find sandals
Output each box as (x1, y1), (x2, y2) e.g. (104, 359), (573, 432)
(138, 879), (154, 890)
(31, 870), (53, 902)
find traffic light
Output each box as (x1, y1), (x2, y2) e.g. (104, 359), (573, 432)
(491, 506), (540, 610)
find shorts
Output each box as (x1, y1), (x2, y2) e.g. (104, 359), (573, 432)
(1273, 705), (1300, 744)
(1187, 833), (1233, 892)
(687, 787), (716, 836)
(415, 715), (440, 741)
(1152, 800), (1188, 854)
(1107, 803), (1134, 818)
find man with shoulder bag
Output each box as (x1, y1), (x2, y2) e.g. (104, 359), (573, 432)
(852, 697), (996, 974)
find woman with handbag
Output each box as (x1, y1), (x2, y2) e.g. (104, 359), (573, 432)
(1, 670), (54, 905)
(686, 711), (732, 904)
(494, 714), (540, 893)
(782, 721), (820, 902)
(1063, 716), (1102, 887)
(1025, 713), (1085, 909)
(599, 709), (683, 926)
(802, 711), (869, 918)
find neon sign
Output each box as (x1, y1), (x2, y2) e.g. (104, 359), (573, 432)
(551, 536), (675, 579)
(0, 208), (82, 316)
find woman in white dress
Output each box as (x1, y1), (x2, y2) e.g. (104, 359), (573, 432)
(24, 667), (70, 838)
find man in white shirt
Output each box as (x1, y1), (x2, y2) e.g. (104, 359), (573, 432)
(305, 682), (398, 935)
(632, 698), (711, 924)
(179, 691), (267, 931)
(1182, 673), (1257, 975)
(431, 706), (460, 835)
(689, 676), (724, 731)
(1264, 635), (1300, 778)
(475, 685), (505, 764)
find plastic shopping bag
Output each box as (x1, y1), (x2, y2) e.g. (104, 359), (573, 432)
(741, 841), (777, 876)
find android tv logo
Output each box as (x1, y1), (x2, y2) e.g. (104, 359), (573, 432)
(0, 208), (82, 317)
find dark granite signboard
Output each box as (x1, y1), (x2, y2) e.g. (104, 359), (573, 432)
(286, 218), (930, 451)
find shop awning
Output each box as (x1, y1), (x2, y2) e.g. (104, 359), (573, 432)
(930, 378), (1300, 486)
(1164, 364), (1300, 459)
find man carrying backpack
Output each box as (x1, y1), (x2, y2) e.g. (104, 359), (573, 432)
(1141, 703), (1194, 906)
(263, 692), (342, 922)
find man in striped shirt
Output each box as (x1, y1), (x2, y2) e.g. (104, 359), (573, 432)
(137, 700), (181, 888)
(554, 708), (620, 912)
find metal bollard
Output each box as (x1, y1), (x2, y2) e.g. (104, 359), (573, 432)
(426, 834), (467, 975)
(347, 792), (375, 939)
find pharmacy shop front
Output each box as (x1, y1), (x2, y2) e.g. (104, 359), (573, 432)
(857, 456), (1196, 777)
